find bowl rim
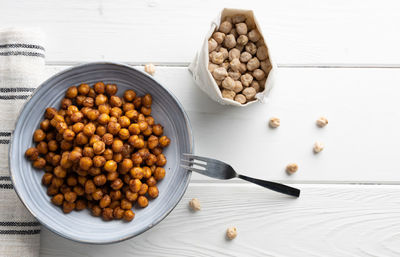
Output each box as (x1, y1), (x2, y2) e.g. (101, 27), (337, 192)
(8, 61), (194, 244)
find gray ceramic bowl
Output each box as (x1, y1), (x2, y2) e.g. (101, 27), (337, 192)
(9, 62), (193, 244)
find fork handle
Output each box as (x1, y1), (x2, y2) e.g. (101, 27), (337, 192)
(238, 175), (300, 197)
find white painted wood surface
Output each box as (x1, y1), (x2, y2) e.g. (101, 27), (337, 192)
(1, 0), (400, 65)
(40, 184), (400, 257)
(4, 0), (400, 256)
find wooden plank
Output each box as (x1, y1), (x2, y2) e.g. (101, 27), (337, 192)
(45, 65), (400, 183)
(39, 183), (400, 257)
(2, 0), (400, 65)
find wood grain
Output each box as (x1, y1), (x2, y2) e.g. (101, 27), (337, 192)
(2, 0), (400, 65)
(39, 183), (400, 257)
(45, 65), (400, 183)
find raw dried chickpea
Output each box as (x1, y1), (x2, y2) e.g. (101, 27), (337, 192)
(261, 61), (272, 74)
(221, 89), (235, 100)
(212, 67), (228, 81)
(232, 14), (246, 24)
(248, 29), (261, 42)
(256, 46), (268, 61)
(219, 47), (229, 60)
(247, 57), (260, 71)
(222, 77), (235, 90)
(221, 61), (229, 70)
(210, 51), (225, 65)
(224, 34), (236, 49)
(252, 69), (265, 81)
(316, 117), (328, 127)
(239, 52), (252, 63)
(226, 226), (238, 240)
(240, 73), (253, 87)
(189, 198), (201, 211)
(234, 94), (247, 104)
(313, 141), (324, 153)
(243, 87), (257, 100)
(286, 163), (298, 174)
(245, 42), (257, 55)
(228, 48), (241, 61)
(237, 35), (248, 46)
(230, 28), (238, 38)
(232, 81), (243, 93)
(229, 58), (241, 72)
(212, 32), (225, 44)
(228, 71), (241, 81)
(238, 63), (247, 74)
(208, 38), (218, 52)
(219, 20), (232, 34)
(235, 23), (248, 35)
(208, 63), (219, 73)
(269, 117), (280, 128)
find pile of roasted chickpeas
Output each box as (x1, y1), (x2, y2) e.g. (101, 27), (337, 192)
(25, 82), (171, 222)
(208, 14), (272, 104)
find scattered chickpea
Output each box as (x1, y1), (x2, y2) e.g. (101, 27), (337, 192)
(286, 163), (298, 174)
(316, 117), (328, 127)
(144, 63), (156, 76)
(269, 117), (280, 128)
(226, 226), (238, 240)
(189, 198), (201, 211)
(313, 141), (324, 153)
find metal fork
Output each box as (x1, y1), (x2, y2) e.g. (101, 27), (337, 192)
(181, 153), (300, 197)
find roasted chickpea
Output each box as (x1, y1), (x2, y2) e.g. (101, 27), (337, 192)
(92, 81), (105, 94)
(112, 139), (124, 153)
(152, 124), (163, 136)
(91, 205), (102, 217)
(33, 129), (46, 142)
(137, 113), (145, 122)
(129, 178), (142, 193)
(45, 107), (58, 119)
(151, 147), (163, 156)
(33, 157), (46, 169)
(122, 103), (135, 113)
(159, 135), (171, 147)
(142, 127), (152, 137)
(101, 133), (113, 146)
(86, 109), (99, 121)
(154, 167), (166, 180)
(107, 171), (118, 181)
(66, 86), (78, 99)
(42, 173), (53, 185)
(103, 149), (113, 160)
(137, 196), (149, 208)
(107, 121), (121, 135)
(88, 167), (101, 176)
(68, 150), (82, 163)
(117, 128), (129, 140)
(147, 135), (159, 149)
(102, 207), (114, 221)
(105, 84), (117, 96)
(148, 186), (159, 198)
(132, 138), (145, 149)
(40, 119), (50, 131)
(113, 153), (123, 163)
(110, 116), (118, 123)
(146, 154), (157, 166)
(111, 178), (123, 190)
(25, 147), (39, 161)
(95, 94), (107, 106)
(66, 176), (77, 187)
(142, 94), (152, 108)
(99, 194), (111, 208)
(82, 147), (94, 158)
(123, 90), (136, 102)
(71, 122), (84, 134)
(143, 166), (152, 179)
(123, 210), (135, 221)
(98, 104), (110, 115)
(104, 160), (117, 173)
(138, 183), (148, 195)
(64, 191), (77, 203)
(125, 190), (138, 202)
(77, 176), (87, 186)
(70, 111), (84, 123)
(83, 123), (96, 137)
(96, 113), (109, 125)
(51, 193), (64, 206)
(92, 174), (106, 186)
(84, 179), (96, 194)
(133, 96), (142, 109)
(95, 125), (106, 136)
(47, 185), (59, 196)
(137, 148), (150, 160)
(54, 166), (67, 178)
(89, 134), (101, 146)
(92, 156), (105, 168)
(93, 141), (106, 155)
(116, 116), (129, 128)
(75, 199), (87, 211)
(82, 97), (94, 108)
(138, 121), (148, 132)
(146, 176), (157, 187)
(131, 153), (143, 166)
(90, 189), (102, 201)
(140, 106), (151, 116)
(120, 199), (132, 210)
(129, 168), (143, 180)
(62, 201), (75, 213)
(156, 154), (167, 167)
(112, 207), (124, 219)
(109, 107), (122, 118)
(108, 95), (121, 107)
(110, 190), (122, 201)
(117, 159), (132, 174)
(79, 157), (93, 171)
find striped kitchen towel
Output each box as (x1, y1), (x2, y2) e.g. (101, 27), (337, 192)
(0, 28), (45, 257)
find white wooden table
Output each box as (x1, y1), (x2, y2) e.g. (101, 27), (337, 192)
(3, 1), (400, 256)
